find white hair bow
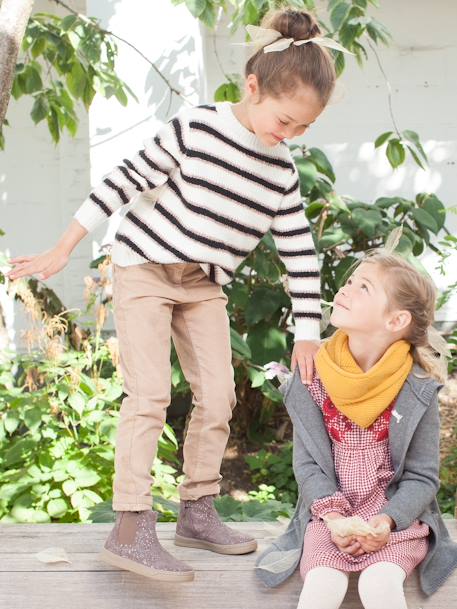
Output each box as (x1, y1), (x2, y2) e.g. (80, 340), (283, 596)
(235, 24), (354, 55)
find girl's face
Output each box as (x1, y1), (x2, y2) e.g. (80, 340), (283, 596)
(330, 262), (410, 338)
(244, 75), (324, 147)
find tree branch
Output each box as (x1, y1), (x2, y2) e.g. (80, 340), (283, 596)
(0, 0), (35, 126)
(51, 0), (187, 102)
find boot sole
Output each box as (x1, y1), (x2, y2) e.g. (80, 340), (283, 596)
(99, 548), (195, 582)
(174, 534), (257, 555)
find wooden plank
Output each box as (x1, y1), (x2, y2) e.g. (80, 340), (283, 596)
(0, 521), (456, 608)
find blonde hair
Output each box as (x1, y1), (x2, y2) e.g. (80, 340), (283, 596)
(244, 8), (336, 106)
(355, 251), (448, 383)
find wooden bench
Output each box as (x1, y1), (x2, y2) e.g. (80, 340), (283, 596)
(1, 520), (456, 608)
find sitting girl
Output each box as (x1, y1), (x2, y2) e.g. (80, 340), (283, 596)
(256, 251), (457, 609)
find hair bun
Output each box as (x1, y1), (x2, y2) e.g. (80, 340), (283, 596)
(264, 8), (321, 42)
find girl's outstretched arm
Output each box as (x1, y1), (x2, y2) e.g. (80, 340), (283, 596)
(6, 218), (87, 281)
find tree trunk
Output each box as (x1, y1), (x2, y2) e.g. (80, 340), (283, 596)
(0, 0), (34, 126)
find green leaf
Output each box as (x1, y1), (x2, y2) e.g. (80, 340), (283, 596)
(199, 3), (217, 28)
(61, 15), (78, 31)
(66, 462), (100, 487)
(319, 228), (351, 250)
(295, 158), (318, 194)
(305, 201), (325, 220)
(31, 95), (49, 123)
(68, 392), (85, 416)
(245, 287), (284, 325)
(351, 208), (383, 238)
(23, 64), (43, 94)
(420, 194), (446, 231)
(247, 325), (287, 367)
(307, 148), (335, 183)
(374, 131), (393, 148)
(47, 498), (68, 517)
(330, 2), (350, 30)
(334, 51), (345, 77)
(386, 139), (406, 168)
(114, 87), (128, 106)
(62, 479), (78, 496)
(23, 406), (42, 431)
(412, 207), (439, 234)
(31, 37), (46, 58)
(214, 81), (241, 103)
(230, 327), (252, 361)
(4, 410), (20, 434)
(67, 61), (86, 99)
(248, 368), (266, 389)
(185, 0), (206, 18)
(47, 108), (60, 143)
(402, 130), (427, 161)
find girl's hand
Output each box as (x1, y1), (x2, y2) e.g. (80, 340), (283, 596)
(6, 247), (70, 281)
(355, 514), (393, 553)
(325, 512), (365, 557)
(291, 340), (320, 384)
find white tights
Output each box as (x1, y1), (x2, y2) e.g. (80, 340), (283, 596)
(297, 562), (408, 609)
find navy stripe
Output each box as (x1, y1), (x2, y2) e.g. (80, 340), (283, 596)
(288, 270), (320, 278)
(179, 169), (276, 218)
(104, 178), (129, 205)
(171, 118), (187, 155)
(89, 193), (111, 217)
(124, 158), (155, 189)
(289, 292), (321, 299)
(197, 104), (217, 112)
(117, 165), (143, 191)
(189, 121), (294, 170)
(155, 203), (249, 258)
(276, 203), (304, 216)
(154, 135), (178, 166)
(271, 226), (310, 237)
(209, 264), (216, 282)
(139, 149), (163, 173)
(294, 312), (322, 320)
(278, 248), (316, 257)
(115, 233), (150, 260)
(284, 178), (299, 195)
(125, 211), (193, 262)
(167, 178), (264, 238)
(186, 148), (284, 194)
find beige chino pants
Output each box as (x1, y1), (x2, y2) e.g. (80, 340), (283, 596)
(111, 262), (237, 511)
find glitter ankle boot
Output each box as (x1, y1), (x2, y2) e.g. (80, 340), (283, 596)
(175, 495), (257, 555)
(100, 509), (194, 581)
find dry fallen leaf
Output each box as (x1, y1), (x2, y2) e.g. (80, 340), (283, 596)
(35, 547), (71, 564)
(324, 515), (390, 537)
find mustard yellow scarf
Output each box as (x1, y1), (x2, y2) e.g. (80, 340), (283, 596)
(315, 329), (413, 428)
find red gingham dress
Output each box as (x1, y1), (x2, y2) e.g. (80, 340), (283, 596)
(299, 374), (430, 579)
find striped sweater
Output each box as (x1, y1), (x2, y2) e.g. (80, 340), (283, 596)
(73, 101), (321, 341)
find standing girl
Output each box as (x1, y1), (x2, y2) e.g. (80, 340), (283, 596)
(256, 251), (457, 608)
(6, 8), (349, 582)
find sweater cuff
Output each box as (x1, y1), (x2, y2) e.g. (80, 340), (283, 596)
(293, 318), (321, 342)
(311, 492), (352, 519)
(74, 198), (110, 233)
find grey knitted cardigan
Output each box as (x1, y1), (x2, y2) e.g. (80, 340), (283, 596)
(255, 365), (457, 596)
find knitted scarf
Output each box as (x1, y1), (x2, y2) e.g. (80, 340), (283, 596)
(315, 329), (413, 428)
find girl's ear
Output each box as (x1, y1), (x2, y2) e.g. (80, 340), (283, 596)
(245, 73), (260, 101)
(385, 309), (412, 335)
